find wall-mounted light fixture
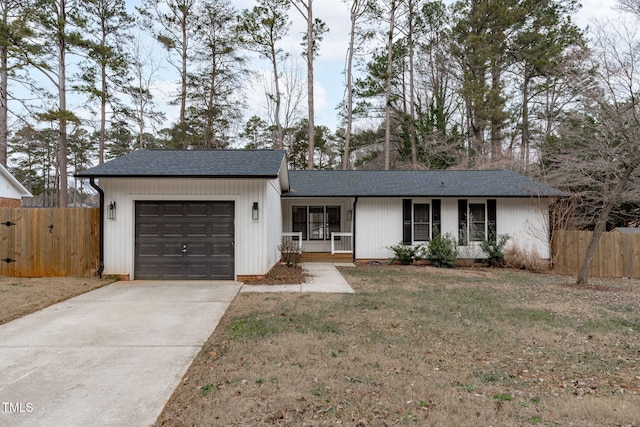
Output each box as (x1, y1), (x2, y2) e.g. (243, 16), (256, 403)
(252, 202), (259, 220)
(107, 201), (116, 220)
(347, 209), (353, 221)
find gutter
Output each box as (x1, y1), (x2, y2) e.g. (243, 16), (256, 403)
(352, 197), (358, 263)
(88, 177), (105, 278)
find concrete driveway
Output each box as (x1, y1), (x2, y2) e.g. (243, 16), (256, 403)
(0, 280), (241, 427)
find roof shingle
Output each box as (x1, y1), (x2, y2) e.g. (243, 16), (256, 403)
(76, 149), (287, 178)
(284, 170), (565, 198)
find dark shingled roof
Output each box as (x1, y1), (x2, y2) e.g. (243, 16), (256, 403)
(284, 170), (566, 198)
(76, 149), (287, 178)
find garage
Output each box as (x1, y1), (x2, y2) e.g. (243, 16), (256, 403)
(134, 201), (235, 280)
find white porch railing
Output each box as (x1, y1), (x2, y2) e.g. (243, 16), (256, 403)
(331, 232), (353, 254)
(281, 232), (303, 253)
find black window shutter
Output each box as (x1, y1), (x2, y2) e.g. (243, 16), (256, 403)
(432, 199), (441, 237)
(458, 199), (468, 245)
(402, 199), (412, 244)
(487, 199), (497, 241)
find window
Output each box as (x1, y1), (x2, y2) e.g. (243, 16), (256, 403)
(469, 203), (486, 241)
(413, 204), (430, 242)
(403, 200), (439, 243)
(292, 207), (307, 240)
(458, 199), (497, 244)
(292, 206), (341, 241)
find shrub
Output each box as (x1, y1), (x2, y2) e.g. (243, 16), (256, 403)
(504, 245), (548, 272)
(279, 238), (301, 267)
(426, 233), (458, 268)
(480, 233), (510, 267)
(387, 242), (417, 265)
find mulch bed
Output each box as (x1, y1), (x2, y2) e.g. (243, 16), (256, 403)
(242, 263), (307, 285)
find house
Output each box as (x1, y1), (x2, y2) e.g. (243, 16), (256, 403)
(76, 149), (565, 280)
(0, 163), (32, 207)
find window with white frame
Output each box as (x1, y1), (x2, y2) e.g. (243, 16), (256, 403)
(403, 199), (441, 244)
(458, 200), (497, 244)
(413, 203), (430, 242)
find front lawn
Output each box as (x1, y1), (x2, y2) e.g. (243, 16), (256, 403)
(0, 276), (115, 325)
(156, 266), (640, 426)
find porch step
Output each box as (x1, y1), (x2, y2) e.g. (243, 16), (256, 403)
(300, 252), (353, 263)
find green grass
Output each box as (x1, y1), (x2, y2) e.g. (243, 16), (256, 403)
(229, 310), (341, 340)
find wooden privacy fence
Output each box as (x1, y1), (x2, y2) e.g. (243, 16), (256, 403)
(552, 230), (640, 279)
(0, 208), (99, 277)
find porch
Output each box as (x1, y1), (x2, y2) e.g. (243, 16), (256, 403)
(281, 231), (353, 257)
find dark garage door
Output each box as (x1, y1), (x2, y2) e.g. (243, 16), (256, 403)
(134, 201), (235, 280)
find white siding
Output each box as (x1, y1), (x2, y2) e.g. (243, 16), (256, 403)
(497, 198), (551, 259)
(354, 197), (551, 260)
(99, 178), (273, 278)
(265, 179), (283, 272)
(355, 198), (402, 259)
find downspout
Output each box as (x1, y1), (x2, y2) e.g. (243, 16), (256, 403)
(352, 197), (358, 263)
(89, 177), (105, 278)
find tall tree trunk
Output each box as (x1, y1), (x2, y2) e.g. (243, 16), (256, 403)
(521, 72), (530, 170)
(271, 42), (283, 150)
(99, 37), (107, 164)
(407, 0), (417, 170)
(305, 0), (315, 170)
(342, 0), (358, 170)
(490, 59), (502, 162)
(180, 21), (188, 149)
(384, 0), (396, 171)
(58, 0), (68, 208)
(0, 45), (7, 166)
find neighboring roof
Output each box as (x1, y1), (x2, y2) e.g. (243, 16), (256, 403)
(0, 163), (32, 198)
(76, 149), (288, 178)
(284, 170), (566, 198)
(612, 227), (640, 234)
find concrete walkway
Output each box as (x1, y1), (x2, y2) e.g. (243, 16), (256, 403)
(0, 264), (353, 426)
(0, 280), (241, 427)
(240, 262), (355, 293)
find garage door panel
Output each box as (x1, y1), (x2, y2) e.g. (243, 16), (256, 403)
(134, 201), (235, 280)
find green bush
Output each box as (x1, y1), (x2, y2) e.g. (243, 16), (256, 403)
(480, 233), (510, 267)
(387, 242), (418, 265)
(426, 233), (459, 268)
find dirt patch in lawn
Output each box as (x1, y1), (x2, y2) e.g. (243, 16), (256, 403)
(156, 266), (640, 426)
(243, 263), (307, 285)
(0, 276), (116, 325)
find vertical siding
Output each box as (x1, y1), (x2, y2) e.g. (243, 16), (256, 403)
(100, 178), (271, 278)
(354, 197), (551, 260)
(265, 179), (283, 272)
(356, 198), (402, 259)
(497, 198), (551, 258)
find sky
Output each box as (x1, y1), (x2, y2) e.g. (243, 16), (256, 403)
(132, 0), (624, 139)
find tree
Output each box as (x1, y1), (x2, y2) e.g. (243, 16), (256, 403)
(9, 125), (57, 205)
(383, 0), (398, 170)
(511, 0), (583, 169)
(187, 0), (246, 149)
(291, 0), (328, 170)
(288, 118), (339, 170)
(123, 36), (166, 149)
(341, 0), (375, 170)
(0, 0), (33, 166)
(81, 0), (133, 164)
(237, 0), (291, 149)
(543, 16), (640, 285)
(26, 0), (88, 207)
(137, 0), (198, 149)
